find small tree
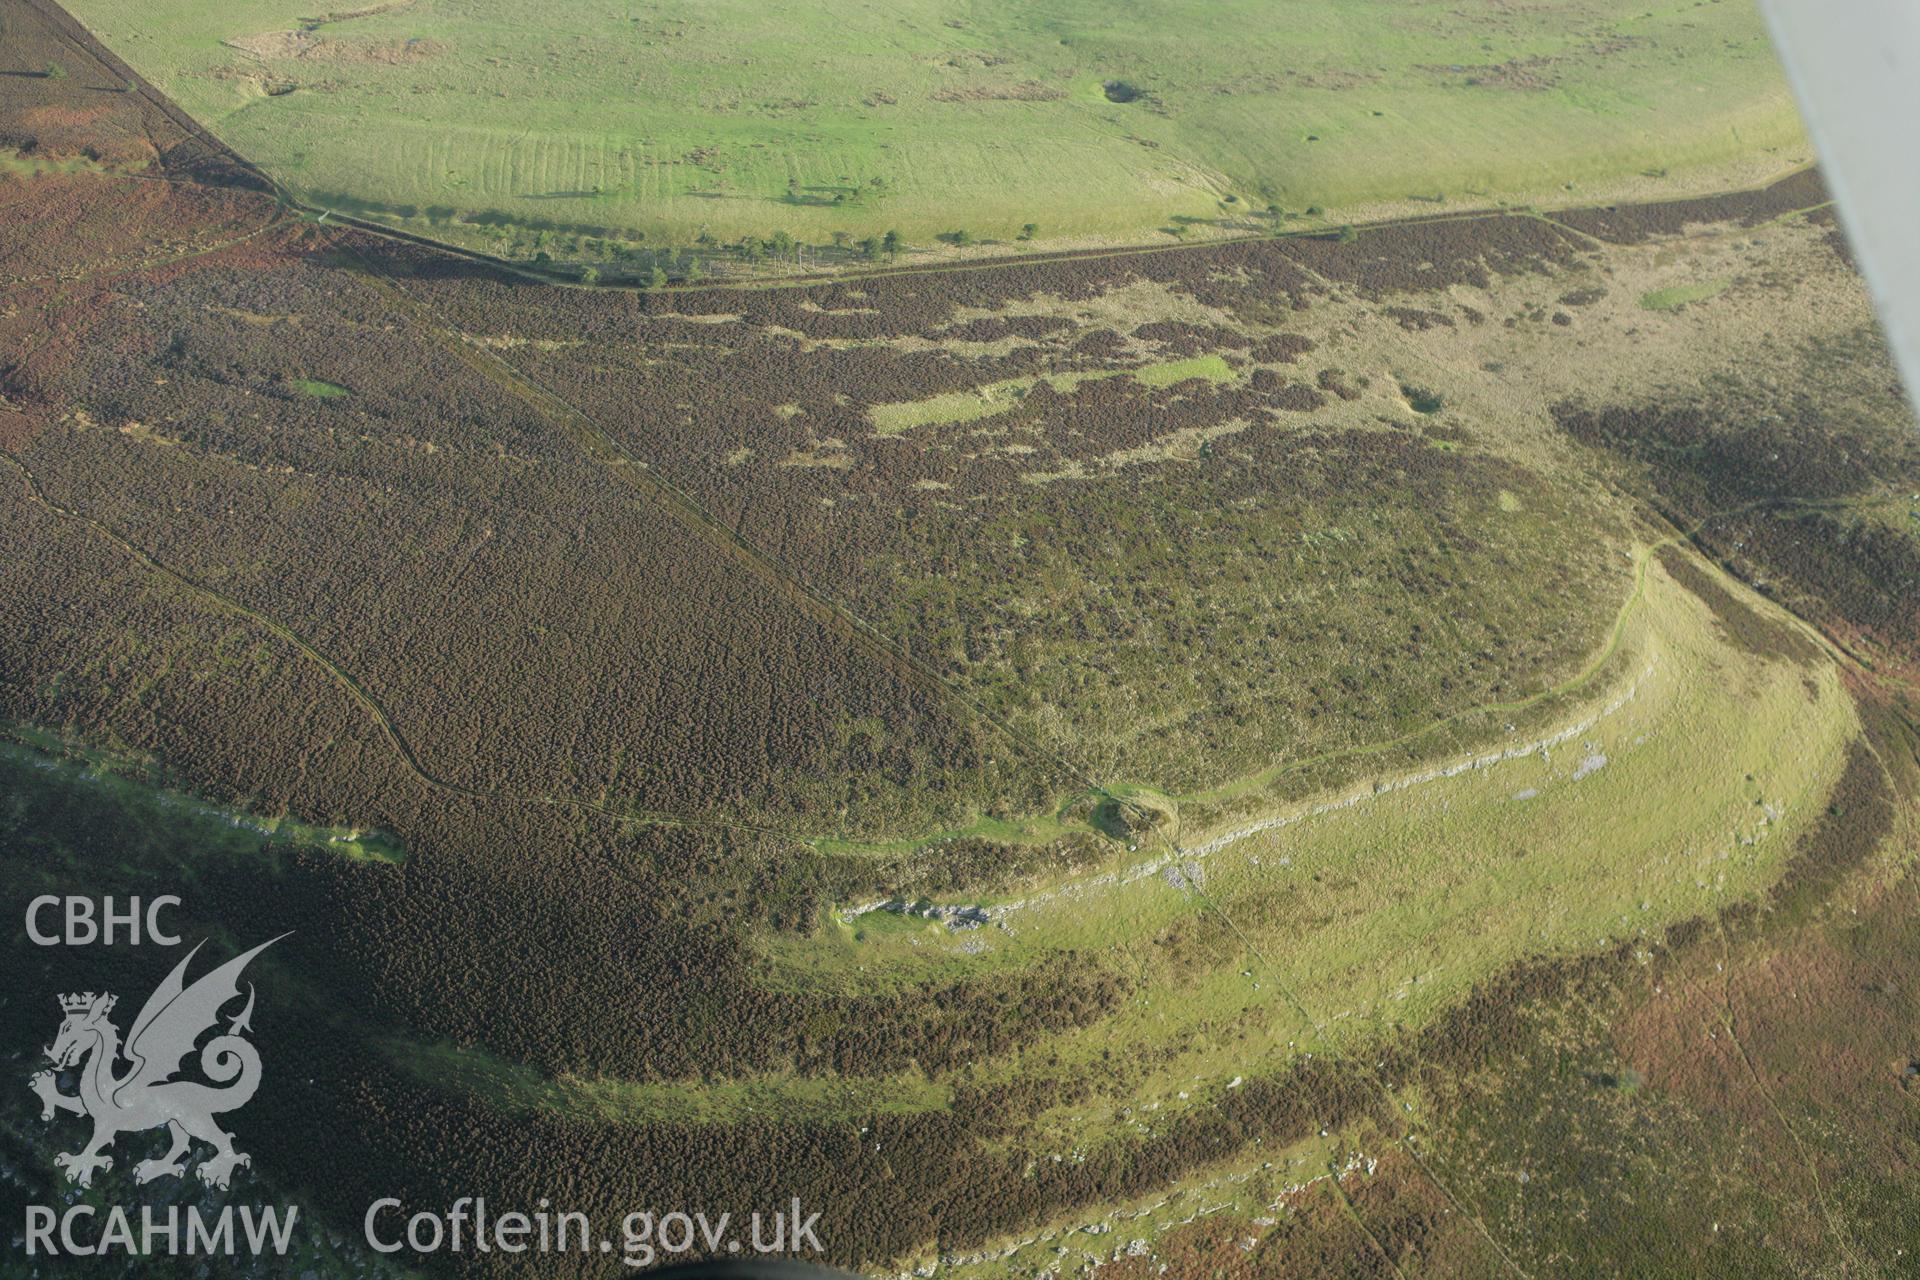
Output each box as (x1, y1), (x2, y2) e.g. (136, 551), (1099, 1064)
(769, 230), (794, 259)
(881, 229), (901, 260)
(1336, 224), (1358, 243)
(947, 229), (972, 246)
(579, 266), (599, 285)
(648, 265), (668, 288)
(44, 62), (67, 79)
(858, 237), (881, 262)
(830, 231), (850, 249)
(683, 257), (703, 282)
(1018, 222), (1038, 241)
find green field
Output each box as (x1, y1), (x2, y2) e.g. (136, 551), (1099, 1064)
(1640, 278), (1734, 311)
(868, 355), (1235, 434)
(66, 0), (1806, 253)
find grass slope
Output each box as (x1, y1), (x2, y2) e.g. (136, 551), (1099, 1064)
(758, 551), (1857, 1149)
(63, 0), (1805, 249)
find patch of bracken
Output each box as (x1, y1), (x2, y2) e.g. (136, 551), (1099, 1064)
(1280, 212), (1584, 299)
(1130, 319), (1252, 353)
(1384, 305), (1455, 331)
(1248, 331), (1315, 363)
(1317, 367), (1361, 400)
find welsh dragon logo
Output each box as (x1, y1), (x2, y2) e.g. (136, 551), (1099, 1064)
(30, 935), (284, 1190)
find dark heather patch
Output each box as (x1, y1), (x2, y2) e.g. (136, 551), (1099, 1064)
(1655, 544), (1822, 665)
(1546, 168), (1829, 245)
(1385, 305), (1456, 330)
(1764, 738), (1894, 921)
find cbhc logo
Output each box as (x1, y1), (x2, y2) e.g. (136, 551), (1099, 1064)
(26, 896), (182, 946)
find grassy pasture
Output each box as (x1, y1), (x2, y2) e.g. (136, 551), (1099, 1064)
(868, 355), (1234, 433)
(1639, 278), (1734, 311)
(65, 0), (1805, 251)
(386, 1037), (951, 1126)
